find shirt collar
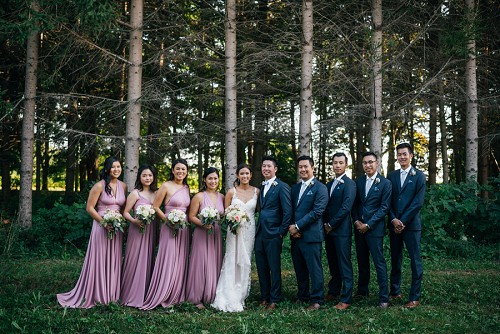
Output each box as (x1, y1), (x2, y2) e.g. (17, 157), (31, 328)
(366, 172), (378, 180)
(401, 166), (412, 174)
(335, 173), (346, 181)
(302, 177), (314, 186)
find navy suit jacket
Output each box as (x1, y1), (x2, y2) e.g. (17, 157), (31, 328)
(352, 173), (392, 238)
(323, 175), (356, 237)
(387, 167), (426, 231)
(291, 178), (328, 243)
(257, 178), (292, 238)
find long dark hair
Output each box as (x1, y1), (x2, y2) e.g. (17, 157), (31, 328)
(168, 158), (189, 185)
(135, 164), (158, 191)
(100, 156), (121, 196)
(233, 163), (252, 187)
(200, 167), (220, 191)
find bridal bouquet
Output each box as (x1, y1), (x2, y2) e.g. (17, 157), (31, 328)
(135, 204), (156, 234)
(221, 204), (249, 235)
(165, 209), (188, 237)
(100, 209), (126, 240)
(198, 206), (220, 235)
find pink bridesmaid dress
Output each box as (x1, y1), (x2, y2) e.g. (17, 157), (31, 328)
(120, 190), (157, 307)
(140, 185), (191, 310)
(185, 192), (224, 305)
(57, 180), (126, 308)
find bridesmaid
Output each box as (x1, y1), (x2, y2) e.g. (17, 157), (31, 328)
(185, 167), (225, 309)
(140, 158), (191, 310)
(57, 156), (127, 308)
(121, 165), (158, 307)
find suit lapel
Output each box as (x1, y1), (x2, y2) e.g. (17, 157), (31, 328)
(400, 168), (412, 192)
(297, 178), (313, 207)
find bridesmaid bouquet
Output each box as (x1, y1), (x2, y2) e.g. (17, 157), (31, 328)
(100, 209), (126, 240)
(135, 204), (156, 234)
(198, 206), (220, 235)
(221, 204), (249, 235)
(165, 209), (188, 237)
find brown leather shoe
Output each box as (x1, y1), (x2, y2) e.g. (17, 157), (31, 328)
(259, 300), (268, 307)
(195, 304), (206, 310)
(390, 294), (402, 300)
(306, 303), (321, 310)
(334, 302), (350, 310)
(266, 303), (277, 310)
(378, 302), (389, 308)
(404, 300), (420, 308)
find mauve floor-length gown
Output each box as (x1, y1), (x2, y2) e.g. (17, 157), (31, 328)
(120, 190), (157, 307)
(140, 185), (191, 310)
(185, 192), (224, 305)
(57, 180), (126, 308)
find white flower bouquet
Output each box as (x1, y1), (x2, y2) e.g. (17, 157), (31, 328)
(135, 204), (156, 234)
(199, 206), (220, 234)
(221, 204), (249, 235)
(165, 209), (188, 237)
(100, 209), (126, 240)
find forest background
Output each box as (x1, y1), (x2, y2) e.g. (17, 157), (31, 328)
(0, 0), (499, 333)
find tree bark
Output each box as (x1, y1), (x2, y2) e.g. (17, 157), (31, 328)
(429, 103), (437, 185)
(124, 0), (144, 189)
(464, 0), (478, 181)
(299, 0), (313, 157)
(439, 78), (449, 184)
(224, 0), (238, 191)
(369, 0), (383, 158)
(18, 1), (40, 228)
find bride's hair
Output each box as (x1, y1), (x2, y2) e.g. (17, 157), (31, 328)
(233, 163), (252, 187)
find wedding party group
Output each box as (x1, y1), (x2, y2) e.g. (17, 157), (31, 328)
(57, 142), (426, 313)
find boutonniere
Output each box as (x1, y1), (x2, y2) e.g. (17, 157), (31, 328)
(308, 180), (315, 187)
(338, 178), (344, 184)
(272, 181), (278, 187)
(410, 169), (416, 176)
(375, 177), (380, 184)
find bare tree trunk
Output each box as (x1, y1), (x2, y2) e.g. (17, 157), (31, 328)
(439, 78), (449, 184)
(35, 118), (41, 192)
(429, 103), (438, 185)
(224, 0), (238, 191)
(387, 119), (396, 174)
(42, 138), (49, 190)
(124, 0), (144, 189)
(299, 0), (313, 157)
(18, 1), (40, 228)
(464, 0), (478, 181)
(65, 99), (78, 196)
(369, 0), (383, 158)
(290, 100), (297, 161)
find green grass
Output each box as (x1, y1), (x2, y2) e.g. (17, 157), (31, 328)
(0, 244), (499, 334)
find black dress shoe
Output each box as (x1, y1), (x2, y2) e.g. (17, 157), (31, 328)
(378, 302), (389, 308)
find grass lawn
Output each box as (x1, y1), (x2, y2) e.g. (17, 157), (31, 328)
(0, 242), (499, 334)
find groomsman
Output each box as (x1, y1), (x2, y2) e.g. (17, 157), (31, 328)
(323, 152), (357, 310)
(289, 155), (328, 310)
(255, 156), (292, 310)
(352, 152), (392, 307)
(387, 143), (425, 308)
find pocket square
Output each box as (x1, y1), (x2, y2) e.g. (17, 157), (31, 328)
(306, 190), (313, 196)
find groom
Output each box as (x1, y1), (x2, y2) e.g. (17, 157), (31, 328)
(289, 155), (328, 310)
(255, 156), (292, 310)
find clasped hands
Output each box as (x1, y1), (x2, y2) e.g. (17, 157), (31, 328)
(392, 218), (405, 234)
(288, 225), (302, 238)
(354, 220), (370, 234)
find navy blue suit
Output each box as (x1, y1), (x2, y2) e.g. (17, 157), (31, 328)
(352, 173), (391, 303)
(387, 167), (425, 301)
(255, 178), (292, 303)
(323, 175), (356, 304)
(290, 178), (328, 304)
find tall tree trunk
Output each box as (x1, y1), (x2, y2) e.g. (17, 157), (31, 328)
(290, 100), (297, 161)
(65, 99), (78, 196)
(439, 78), (449, 184)
(18, 1), (40, 228)
(451, 103), (463, 183)
(299, 0), (313, 157)
(464, 0), (478, 181)
(124, 0), (144, 189)
(429, 103), (438, 185)
(224, 0), (238, 191)
(369, 0), (383, 158)
(387, 119), (396, 174)
(35, 118), (41, 192)
(42, 138), (49, 190)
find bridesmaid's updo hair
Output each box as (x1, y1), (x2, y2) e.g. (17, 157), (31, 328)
(135, 164), (158, 191)
(169, 158), (189, 185)
(100, 156), (121, 196)
(233, 163), (252, 187)
(201, 167), (220, 191)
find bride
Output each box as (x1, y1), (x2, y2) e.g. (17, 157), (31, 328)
(211, 163), (259, 312)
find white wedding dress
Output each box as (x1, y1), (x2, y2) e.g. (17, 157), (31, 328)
(211, 188), (257, 312)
